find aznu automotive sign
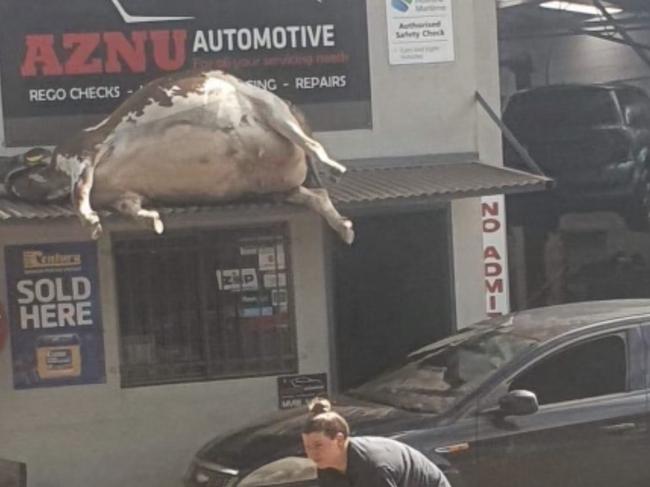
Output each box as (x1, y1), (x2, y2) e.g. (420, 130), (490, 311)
(0, 0), (371, 146)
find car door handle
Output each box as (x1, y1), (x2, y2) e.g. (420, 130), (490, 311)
(600, 422), (637, 434)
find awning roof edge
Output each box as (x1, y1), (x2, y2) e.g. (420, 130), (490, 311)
(328, 160), (552, 206)
(0, 159), (552, 222)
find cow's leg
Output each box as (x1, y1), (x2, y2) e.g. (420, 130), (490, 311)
(285, 186), (354, 244)
(243, 89), (347, 177)
(113, 193), (164, 234)
(270, 115), (346, 177)
(72, 164), (103, 239)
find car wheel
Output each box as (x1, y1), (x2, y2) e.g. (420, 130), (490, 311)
(624, 167), (650, 231)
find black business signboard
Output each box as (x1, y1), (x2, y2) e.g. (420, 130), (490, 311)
(0, 0), (371, 146)
(278, 372), (327, 409)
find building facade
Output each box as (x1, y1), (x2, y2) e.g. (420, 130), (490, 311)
(0, 1), (547, 486)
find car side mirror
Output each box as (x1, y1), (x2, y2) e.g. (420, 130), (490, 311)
(498, 390), (539, 416)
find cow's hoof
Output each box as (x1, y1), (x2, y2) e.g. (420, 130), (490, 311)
(329, 172), (343, 184)
(338, 219), (354, 245)
(324, 161), (346, 184)
(153, 218), (164, 234)
(324, 157), (347, 176)
(91, 222), (103, 240)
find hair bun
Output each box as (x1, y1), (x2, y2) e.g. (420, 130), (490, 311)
(308, 397), (331, 415)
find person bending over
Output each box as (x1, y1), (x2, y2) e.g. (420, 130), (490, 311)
(301, 398), (451, 487)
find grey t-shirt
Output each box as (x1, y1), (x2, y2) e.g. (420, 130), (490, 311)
(317, 436), (451, 487)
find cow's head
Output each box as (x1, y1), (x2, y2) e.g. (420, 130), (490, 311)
(0, 147), (70, 203)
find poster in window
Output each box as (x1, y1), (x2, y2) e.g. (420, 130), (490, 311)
(258, 245), (286, 271)
(271, 289), (289, 313)
(238, 292), (274, 318)
(219, 233), (292, 332)
(263, 272), (287, 289)
(216, 268), (259, 292)
(4, 242), (106, 389)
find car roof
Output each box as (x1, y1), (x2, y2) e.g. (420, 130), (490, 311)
(495, 299), (650, 342)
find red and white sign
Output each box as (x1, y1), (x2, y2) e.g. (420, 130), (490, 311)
(481, 195), (510, 317)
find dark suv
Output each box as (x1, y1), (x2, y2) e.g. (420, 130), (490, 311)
(503, 83), (650, 230)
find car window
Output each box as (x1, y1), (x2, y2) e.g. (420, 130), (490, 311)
(617, 89), (650, 127)
(509, 334), (628, 405)
(349, 326), (538, 414)
(504, 88), (619, 137)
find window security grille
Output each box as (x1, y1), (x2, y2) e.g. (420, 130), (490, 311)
(113, 224), (297, 387)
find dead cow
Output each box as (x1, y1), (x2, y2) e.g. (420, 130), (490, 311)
(0, 70), (354, 243)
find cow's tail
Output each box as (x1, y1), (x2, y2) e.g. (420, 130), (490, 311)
(286, 101), (325, 189)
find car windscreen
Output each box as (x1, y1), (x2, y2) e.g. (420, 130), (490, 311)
(504, 89), (620, 137)
(348, 327), (537, 414)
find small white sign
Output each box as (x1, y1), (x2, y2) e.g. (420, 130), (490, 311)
(385, 0), (455, 65)
(259, 245), (286, 271)
(263, 272), (287, 289)
(216, 268), (259, 292)
(271, 289), (289, 310)
(239, 246), (258, 256)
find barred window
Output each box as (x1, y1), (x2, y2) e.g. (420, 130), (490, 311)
(113, 224), (297, 387)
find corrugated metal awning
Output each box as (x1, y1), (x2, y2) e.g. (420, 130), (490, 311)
(0, 161), (551, 221)
(327, 161), (551, 206)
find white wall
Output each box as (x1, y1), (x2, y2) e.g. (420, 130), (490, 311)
(0, 209), (331, 487)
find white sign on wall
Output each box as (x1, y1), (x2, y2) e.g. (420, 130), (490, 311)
(385, 0), (455, 65)
(481, 195), (510, 317)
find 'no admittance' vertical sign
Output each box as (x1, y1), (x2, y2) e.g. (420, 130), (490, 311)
(386, 0), (455, 65)
(5, 242), (106, 389)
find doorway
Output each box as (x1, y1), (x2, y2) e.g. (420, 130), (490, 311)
(332, 208), (454, 390)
